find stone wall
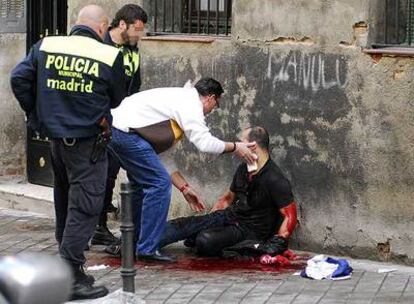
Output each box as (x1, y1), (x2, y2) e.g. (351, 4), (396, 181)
(136, 0), (414, 264)
(68, 0), (144, 28)
(66, 0), (414, 264)
(0, 33), (26, 177)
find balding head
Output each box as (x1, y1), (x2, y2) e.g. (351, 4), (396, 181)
(241, 126), (270, 151)
(76, 5), (109, 39)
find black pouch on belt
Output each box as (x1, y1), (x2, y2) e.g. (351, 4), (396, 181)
(90, 117), (112, 164)
(90, 134), (109, 164)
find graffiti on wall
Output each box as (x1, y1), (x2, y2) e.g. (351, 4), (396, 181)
(268, 51), (348, 93)
(244, 48), (356, 198)
(142, 47), (354, 188)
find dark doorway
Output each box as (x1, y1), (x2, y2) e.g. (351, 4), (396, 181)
(26, 0), (67, 186)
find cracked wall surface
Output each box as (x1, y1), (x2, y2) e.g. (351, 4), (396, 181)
(2, 0), (403, 264)
(0, 34), (26, 177)
(133, 0), (414, 265)
(136, 38), (414, 265)
(232, 0), (371, 46)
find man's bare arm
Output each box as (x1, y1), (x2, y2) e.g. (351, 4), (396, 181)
(277, 202), (298, 239)
(211, 190), (236, 212)
(171, 171), (206, 212)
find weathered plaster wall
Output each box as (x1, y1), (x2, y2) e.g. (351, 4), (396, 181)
(64, 0), (414, 264)
(233, 0), (371, 46)
(135, 0), (414, 264)
(0, 34), (26, 177)
(68, 0), (144, 27)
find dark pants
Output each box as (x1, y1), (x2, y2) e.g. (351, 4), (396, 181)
(98, 152), (120, 226)
(51, 137), (108, 266)
(159, 210), (255, 256)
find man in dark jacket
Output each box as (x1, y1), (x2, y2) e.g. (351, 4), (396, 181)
(10, 4), (126, 301)
(91, 4), (148, 247)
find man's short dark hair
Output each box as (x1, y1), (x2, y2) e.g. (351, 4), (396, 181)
(246, 126), (270, 150)
(194, 78), (224, 98)
(110, 4), (148, 28)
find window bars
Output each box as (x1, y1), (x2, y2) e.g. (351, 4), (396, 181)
(380, 0), (413, 46)
(148, 0), (232, 36)
(26, 0), (67, 53)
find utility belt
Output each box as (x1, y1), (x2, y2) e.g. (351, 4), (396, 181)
(61, 117), (111, 164)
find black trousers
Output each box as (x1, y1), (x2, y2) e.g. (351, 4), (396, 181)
(160, 211), (256, 256)
(51, 137), (108, 265)
(98, 151), (121, 226)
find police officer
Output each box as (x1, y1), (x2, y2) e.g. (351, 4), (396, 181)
(10, 5), (126, 301)
(91, 4), (148, 247)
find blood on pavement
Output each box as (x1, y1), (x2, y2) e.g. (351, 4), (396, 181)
(87, 251), (309, 274)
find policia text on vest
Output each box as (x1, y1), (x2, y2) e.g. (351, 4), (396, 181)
(11, 28), (126, 139)
(45, 55), (98, 93)
(38, 34), (122, 99)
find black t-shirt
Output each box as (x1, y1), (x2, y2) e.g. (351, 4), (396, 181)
(228, 159), (294, 240)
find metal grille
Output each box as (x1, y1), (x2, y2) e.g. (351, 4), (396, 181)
(26, 0), (68, 53)
(408, 0), (414, 44)
(26, 0), (67, 187)
(147, 0), (232, 36)
(0, 0), (25, 33)
(377, 0), (414, 46)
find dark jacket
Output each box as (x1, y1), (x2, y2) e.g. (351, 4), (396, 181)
(104, 30), (141, 95)
(10, 25), (126, 138)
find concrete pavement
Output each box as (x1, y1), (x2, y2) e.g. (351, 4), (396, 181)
(0, 207), (413, 304)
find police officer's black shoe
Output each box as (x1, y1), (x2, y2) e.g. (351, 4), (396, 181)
(91, 225), (120, 246)
(72, 264), (95, 286)
(69, 261), (104, 300)
(70, 282), (109, 301)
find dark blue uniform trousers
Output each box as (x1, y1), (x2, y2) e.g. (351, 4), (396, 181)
(51, 137), (107, 266)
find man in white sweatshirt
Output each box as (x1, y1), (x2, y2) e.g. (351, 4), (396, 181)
(108, 78), (256, 262)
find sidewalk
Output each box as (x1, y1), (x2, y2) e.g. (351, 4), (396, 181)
(0, 207), (413, 304)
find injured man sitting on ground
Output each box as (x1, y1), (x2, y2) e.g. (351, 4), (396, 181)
(159, 126), (298, 259)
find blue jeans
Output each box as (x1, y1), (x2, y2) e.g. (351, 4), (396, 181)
(108, 128), (172, 255)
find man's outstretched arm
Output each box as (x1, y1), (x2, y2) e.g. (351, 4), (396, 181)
(171, 171), (206, 212)
(276, 202), (298, 239)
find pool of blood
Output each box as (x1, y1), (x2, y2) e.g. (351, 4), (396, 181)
(87, 251), (309, 274)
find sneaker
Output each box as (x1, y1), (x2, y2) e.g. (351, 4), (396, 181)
(104, 243), (140, 261)
(91, 226), (120, 246)
(104, 243), (122, 257)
